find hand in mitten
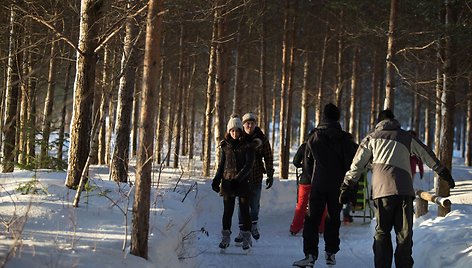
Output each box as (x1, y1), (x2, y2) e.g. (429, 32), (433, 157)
(265, 176), (274, 189)
(438, 169), (455, 189)
(339, 182), (358, 204)
(211, 179), (220, 193)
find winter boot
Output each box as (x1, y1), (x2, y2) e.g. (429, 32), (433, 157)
(241, 231), (252, 251)
(219, 230), (231, 249)
(325, 252), (336, 265)
(234, 230), (243, 245)
(292, 254), (316, 267)
(251, 222), (260, 240)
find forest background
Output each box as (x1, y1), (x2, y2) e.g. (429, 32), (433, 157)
(0, 0), (471, 260)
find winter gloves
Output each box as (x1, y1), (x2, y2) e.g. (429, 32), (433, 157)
(438, 168), (455, 189)
(339, 182), (358, 204)
(265, 176), (274, 189)
(212, 179), (220, 193)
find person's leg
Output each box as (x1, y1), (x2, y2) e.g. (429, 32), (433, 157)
(290, 184), (311, 234)
(249, 183), (262, 239)
(373, 196), (396, 268)
(238, 195), (253, 249)
(222, 195), (236, 231)
(323, 191), (342, 254)
(393, 196), (414, 268)
(302, 190), (326, 259)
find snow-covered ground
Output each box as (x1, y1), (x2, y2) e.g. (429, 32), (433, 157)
(0, 152), (471, 268)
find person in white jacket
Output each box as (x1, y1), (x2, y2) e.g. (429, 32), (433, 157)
(340, 109), (455, 268)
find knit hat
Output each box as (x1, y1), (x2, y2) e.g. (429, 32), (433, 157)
(323, 103), (340, 121)
(227, 114), (243, 133)
(377, 109), (395, 123)
(242, 112), (257, 124)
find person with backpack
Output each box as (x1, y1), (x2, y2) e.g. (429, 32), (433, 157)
(211, 114), (255, 252)
(293, 103), (358, 267)
(340, 109), (455, 268)
(289, 130), (328, 236)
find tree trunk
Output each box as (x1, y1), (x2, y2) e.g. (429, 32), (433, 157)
(232, 30), (242, 115)
(40, 34), (59, 168)
(106, 51), (118, 165)
(349, 47), (359, 142)
(186, 58), (196, 159)
(202, 10), (217, 177)
(173, 24), (185, 168)
(2, 3), (21, 173)
(65, 0), (104, 187)
(466, 72), (472, 166)
(424, 97), (433, 148)
(165, 73), (173, 167)
(111, 2), (139, 182)
(383, 0), (399, 111)
(278, 0), (290, 179)
(370, 51), (379, 130)
(214, 4), (227, 167)
(154, 34), (166, 164)
(300, 52), (309, 144)
(131, 0), (163, 259)
(131, 76), (140, 157)
(315, 29), (328, 126)
(335, 9), (344, 107)
(259, 1), (268, 135)
(437, 0), (457, 217)
(98, 46), (111, 165)
(58, 61), (73, 163)
(434, 69), (442, 156)
(271, 53), (278, 150)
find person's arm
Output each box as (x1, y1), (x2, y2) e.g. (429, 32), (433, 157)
(212, 147), (225, 192)
(343, 137), (372, 187)
(263, 138), (274, 178)
(410, 137), (454, 188)
(418, 157), (424, 178)
(293, 143), (305, 168)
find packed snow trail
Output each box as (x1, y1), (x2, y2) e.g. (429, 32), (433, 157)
(195, 178), (374, 268)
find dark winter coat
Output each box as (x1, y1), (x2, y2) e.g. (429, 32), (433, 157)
(213, 133), (255, 197)
(305, 120), (358, 192)
(245, 127), (274, 185)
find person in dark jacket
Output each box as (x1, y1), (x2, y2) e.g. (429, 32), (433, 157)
(341, 109), (455, 268)
(211, 114), (255, 251)
(234, 112), (274, 243)
(289, 129), (327, 235)
(293, 103), (358, 267)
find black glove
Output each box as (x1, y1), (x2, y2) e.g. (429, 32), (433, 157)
(438, 169), (455, 189)
(339, 182), (358, 204)
(211, 179), (220, 193)
(266, 176), (274, 189)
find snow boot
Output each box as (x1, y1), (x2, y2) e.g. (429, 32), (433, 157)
(241, 231), (252, 251)
(234, 230), (243, 245)
(251, 222), (260, 240)
(219, 230), (231, 250)
(325, 252), (336, 265)
(292, 254), (316, 267)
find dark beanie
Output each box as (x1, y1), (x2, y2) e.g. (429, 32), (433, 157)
(323, 103), (340, 121)
(377, 109), (395, 123)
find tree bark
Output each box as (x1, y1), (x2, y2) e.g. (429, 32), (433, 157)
(65, 0), (104, 187)
(3, 3), (21, 173)
(300, 52), (309, 144)
(111, 1), (140, 182)
(315, 29), (328, 126)
(202, 10), (217, 177)
(370, 51), (379, 130)
(383, 0), (399, 111)
(335, 9), (344, 107)
(173, 24), (185, 168)
(259, 1), (268, 135)
(349, 47), (359, 142)
(131, 0), (163, 259)
(437, 0), (457, 217)
(40, 32), (59, 168)
(58, 61), (73, 163)
(466, 72), (472, 166)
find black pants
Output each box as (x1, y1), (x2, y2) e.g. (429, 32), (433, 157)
(222, 195), (251, 231)
(373, 195), (414, 268)
(303, 188), (342, 258)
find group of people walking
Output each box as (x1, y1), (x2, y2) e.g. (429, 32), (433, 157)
(211, 104), (456, 268)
